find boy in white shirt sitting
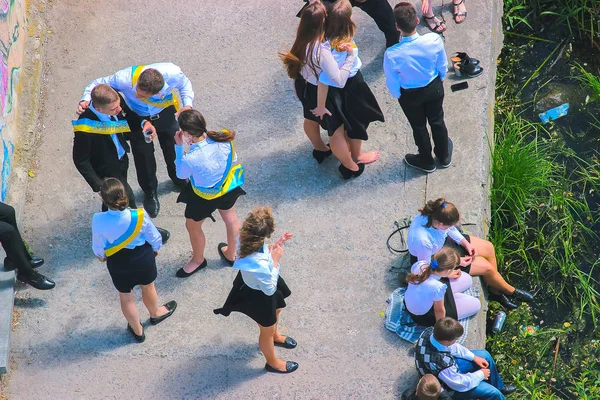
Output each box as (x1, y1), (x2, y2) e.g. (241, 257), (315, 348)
(414, 317), (516, 399)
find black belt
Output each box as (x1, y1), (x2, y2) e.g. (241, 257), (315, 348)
(140, 106), (173, 121)
(401, 75), (440, 92)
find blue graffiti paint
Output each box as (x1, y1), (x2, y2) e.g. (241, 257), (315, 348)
(1, 136), (12, 201)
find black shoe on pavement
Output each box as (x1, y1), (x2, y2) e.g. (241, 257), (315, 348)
(4, 256), (44, 271)
(489, 292), (518, 310)
(143, 192), (160, 218)
(150, 300), (177, 325)
(501, 384), (517, 395)
(17, 270), (55, 290)
(127, 323), (145, 343)
(157, 227), (170, 245)
(265, 361), (299, 374)
(511, 288), (534, 303)
(404, 154), (436, 173)
(439, 138), (453, 168)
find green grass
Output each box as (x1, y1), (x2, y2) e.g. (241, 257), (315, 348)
(574, 62), (600, 101)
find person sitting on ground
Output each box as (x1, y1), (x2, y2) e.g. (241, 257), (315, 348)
(1, 202), (54, 290)
(407, 198), (533, 310)
(92, 178), (177, 343)
(405, 247), (480, 327)
(401, 373), (453, 399)
(415, 317), (516, 399)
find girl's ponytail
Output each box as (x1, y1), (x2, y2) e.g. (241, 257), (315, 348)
(407, 247), (460, 284)
(419, 198), (460, 228)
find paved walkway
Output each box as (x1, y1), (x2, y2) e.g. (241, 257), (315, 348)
(5, 0), (499, 398)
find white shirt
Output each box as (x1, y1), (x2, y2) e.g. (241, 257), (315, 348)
(174, 138), (237, 188)
(300, 42), (357, 86)
(81, 62), (194, 116)
(383, 32), (448, 99)
(88, 103), (126, 159)
(407, 214), (465, 262)
(234, 244), (280, 296)
(318, 41), (362, 88)
(91, 209), (162, 258)
(405, 261), (447, 315)
(430, 334), (485, 392)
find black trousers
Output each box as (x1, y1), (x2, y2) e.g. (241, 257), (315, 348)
(0, 202), (34, 276)
(351, 0), (399, 48)
(399, 77), (449, 165)
(100, 155), (137, 212)
(128, 106), (181, 194)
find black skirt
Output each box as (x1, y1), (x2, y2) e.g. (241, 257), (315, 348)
(295, 78), (329, 130)
(406, 277), (458, 327)
(213, 271), (291, 327)
(176, 183), (246, 222)
(106, 242), (157, 293)
(325, 71), (385, 140)
(409, 234), (472, 274)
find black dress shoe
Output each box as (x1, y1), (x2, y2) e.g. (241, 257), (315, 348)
(217, 243), (235, 266)
(150, 300), (177, 325)
(439, 138), (453, 168)
(157, 227), (170, 245)
(511, 288), (534, 303)
(4, 256), (44, 271)
(274, 337), (297, 349)
(127, 323), (145, 343)
(17, 271), (55, 290)
(339, 163), (365, 179)
(265, 361), (299, 374)
(501, 384), (517, 395)
(489, 292), (518, 310)
(404, 154), (436, 173)
(312, 147), (332, 164)
(176, 259), (207, 278)
(143, 192), (160, 218)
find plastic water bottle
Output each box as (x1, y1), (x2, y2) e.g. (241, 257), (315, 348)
(539, 103), (569, 124)
(492, 311), (506, 333)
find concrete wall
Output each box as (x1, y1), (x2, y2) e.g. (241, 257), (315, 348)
(0, 0), (27, 201)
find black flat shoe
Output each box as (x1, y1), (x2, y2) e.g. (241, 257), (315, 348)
(312, 147), (332, 164)
(127, 323), (145, 343)
(501, 384), (517, 395)
(511, 288), (534, 303)
(150, 300), (177, 325)
(339, 163), (365, 179)
(265, 361), (299, 374)
(176, 259), (207, 278)
(274, 337), (297, 349)
(489, 292), (518, 310)
(157, 227), (170, 245)
(4, 256), (44, 271)
(143, 192), (160, 218)
(217, 243), (235, 266)
(17, 271), (55, 290)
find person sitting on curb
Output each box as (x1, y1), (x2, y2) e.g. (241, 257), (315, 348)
(1, 202), (55, 290)
(401, 374), (453, 399)
(414, 317), (516, 399)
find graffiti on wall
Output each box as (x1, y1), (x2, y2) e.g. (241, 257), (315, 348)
(0, 0), (24, 201)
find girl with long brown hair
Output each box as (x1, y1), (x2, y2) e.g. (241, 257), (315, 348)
(174, 109), (245, 277)
(407, 198), (534, 310)
(281, 0), (365, 178)
(214, 207), (298, 374)
(405, 247), (480, 327)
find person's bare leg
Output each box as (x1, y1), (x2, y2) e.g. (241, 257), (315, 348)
(349, 138), (380, 164)
(119, 292), (142, 335)
(470, 236), (498, 270)
(304, 119), (329, 151)
(330, 126), (358, 170)
(259, 323), (286, 371)
(469, 258), (515, 294)
(273, 308), (287, 343)
(217, 207), (240, 261)
(140, 282), (168, 318)
(184, 218), (206, 272)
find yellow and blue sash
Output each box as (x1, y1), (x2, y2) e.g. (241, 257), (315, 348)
(131, 65), (182, 111)
(104, 208), (144, 257)
(190, 140), (245, 200)
(72, 118), (131, 135)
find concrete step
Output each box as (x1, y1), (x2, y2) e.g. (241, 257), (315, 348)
(0, 270), (15, 375)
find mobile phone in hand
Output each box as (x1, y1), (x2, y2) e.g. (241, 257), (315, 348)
(451, 82), (469, 92)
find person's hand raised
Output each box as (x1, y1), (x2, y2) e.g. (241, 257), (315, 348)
(174, 130), (184, 146)
(271, 244), (284, 267)
(77, 100), (90, 115)
(338, 42), (354, 56)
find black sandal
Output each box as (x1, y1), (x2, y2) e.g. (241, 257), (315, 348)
(453, 0), (467, 23)
(423, 15), (447, 33)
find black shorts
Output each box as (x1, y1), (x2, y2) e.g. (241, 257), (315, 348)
(177, 183), (245, 222)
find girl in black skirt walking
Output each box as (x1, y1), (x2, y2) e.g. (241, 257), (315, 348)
(174, 109), (245, 277)
(214, 207), (298, 374)
(92, 178), (177, 343)
(312, 0), (385, 178)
